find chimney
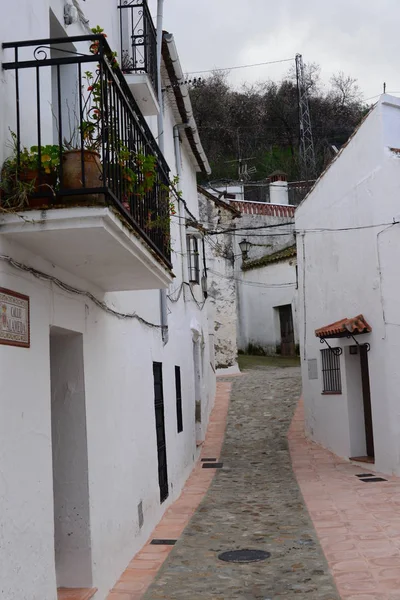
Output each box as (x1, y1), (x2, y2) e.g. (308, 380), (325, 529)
(268, 171), (288, 205)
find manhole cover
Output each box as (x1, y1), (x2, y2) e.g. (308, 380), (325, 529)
(218, 549), (271, 563)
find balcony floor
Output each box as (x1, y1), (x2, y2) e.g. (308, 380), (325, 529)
(0, 207), (173, 291)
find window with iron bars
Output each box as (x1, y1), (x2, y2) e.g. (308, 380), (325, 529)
(320, 348), (342, 393)
(187, 236), (200, 284)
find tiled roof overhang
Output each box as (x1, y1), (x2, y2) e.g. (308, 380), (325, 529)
(315, 315), (372, 339)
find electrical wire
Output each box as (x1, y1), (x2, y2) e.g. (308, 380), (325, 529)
(207, 222), (295, 235)
(0, 254), (166, 330)
(297, 221), (399, 234)
(207, 267), (296, 289)
(187, 57), (294, 75)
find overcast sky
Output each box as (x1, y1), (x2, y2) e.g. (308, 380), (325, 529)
(148, 0), (400, 102)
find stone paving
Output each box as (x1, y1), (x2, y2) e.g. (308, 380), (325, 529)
(142, 365), (339, 600)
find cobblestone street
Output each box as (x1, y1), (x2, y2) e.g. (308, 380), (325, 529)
(142, 364), (339, 600)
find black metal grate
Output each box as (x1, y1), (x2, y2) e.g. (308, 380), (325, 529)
(321, 348), (341, 393)
(150, 539), (177, 545)
(153, 362), (169, 503)
(202, 462), (223, 469)
(360, 477), (387, 483)
(201, 458), (217, 462)
(175, 366), (183, 433)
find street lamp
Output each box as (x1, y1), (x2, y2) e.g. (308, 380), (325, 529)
(239, 238), (251, 261)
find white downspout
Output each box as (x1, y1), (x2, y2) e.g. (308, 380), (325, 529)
(174, 124), (191, 290)
(156, 0), (168, 343)
(156, 0), (164, 154)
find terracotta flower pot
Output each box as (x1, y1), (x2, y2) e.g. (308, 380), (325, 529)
(61, 149), (104, 205)
(0, 167), (55, 209)
(22, 169), (55, 208)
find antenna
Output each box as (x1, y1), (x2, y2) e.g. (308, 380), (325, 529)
(296, 53), (317, 181)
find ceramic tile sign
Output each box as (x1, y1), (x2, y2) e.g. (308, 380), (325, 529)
(0, 288), (30, 348)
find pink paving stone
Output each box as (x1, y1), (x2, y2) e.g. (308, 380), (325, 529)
(106, 381), (231, 600)
(289, 397), (400, 599)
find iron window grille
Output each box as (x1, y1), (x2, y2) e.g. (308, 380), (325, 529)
(321, 348), (342, 393)
(153, 362), (169, 503)
(175, 366), (183, 433)
(118, 0), (158, 93)
(188, 236), (200, 284)
(2, 34), (171, 267)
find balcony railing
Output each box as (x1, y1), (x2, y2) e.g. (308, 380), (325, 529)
(2, 35), (171, 267)
(118, 0), (158, 92)
(288, 180), (315, 206)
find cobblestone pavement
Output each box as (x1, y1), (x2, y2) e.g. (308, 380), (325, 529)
(142, 365), (340, 600)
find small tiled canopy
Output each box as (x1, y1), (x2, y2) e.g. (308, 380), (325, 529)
(315, 315), (371, 339)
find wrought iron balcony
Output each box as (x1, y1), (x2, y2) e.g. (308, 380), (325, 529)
(119, 1), (158, 93)
(1, 34), (172, 272)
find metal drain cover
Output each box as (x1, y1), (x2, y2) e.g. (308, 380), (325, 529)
(218, 549), (271, 563)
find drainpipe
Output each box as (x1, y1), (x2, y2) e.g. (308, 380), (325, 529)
(174, 123), (191, 289)
(156, 0), (168, 343)
(156, 0), (164, 154)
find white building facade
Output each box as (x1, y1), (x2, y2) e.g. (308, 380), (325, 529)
(233, 196), (299, 357)
(0, 2), (216, 599)
(296, 94), (400, 476)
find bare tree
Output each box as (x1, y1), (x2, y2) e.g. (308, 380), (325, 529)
(330, 72), (362, 107)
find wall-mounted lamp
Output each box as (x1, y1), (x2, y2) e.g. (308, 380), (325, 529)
(239, 238), (251, 261)
(64, 3), (79, 25)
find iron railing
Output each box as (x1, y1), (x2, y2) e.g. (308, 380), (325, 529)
(288, 180), (315, 206)
(118, 0), (158, 92)
(2, 35), (171, 267)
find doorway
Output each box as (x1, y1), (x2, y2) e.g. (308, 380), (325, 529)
(153, 362), (169, 503)
(50, 326), (92, 588)
(360, 345), (375, 459)
(278, 305), (295, 356)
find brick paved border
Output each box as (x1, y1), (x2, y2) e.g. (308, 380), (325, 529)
(107, 381), (231, 600)
(289, 398), (400, 599)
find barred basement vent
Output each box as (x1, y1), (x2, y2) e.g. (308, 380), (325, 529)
(138, 501), (144, 529)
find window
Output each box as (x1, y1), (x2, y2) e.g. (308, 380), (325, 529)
(175, 366), (183, 433)
(321, 348), (342, 393)
(187, 235), (200, 284)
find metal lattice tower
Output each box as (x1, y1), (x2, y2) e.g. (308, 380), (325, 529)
(296, 53), (317, 181)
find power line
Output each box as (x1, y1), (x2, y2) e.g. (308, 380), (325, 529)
(186, 57), (294, 76)
(208, 267), (296, 289)
(364, 91), (400, 102)
(297, 221), (399, 234)
(206, 222), (295, 235)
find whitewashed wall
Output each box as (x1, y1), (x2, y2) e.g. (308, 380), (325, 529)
(0, 2), (215, 599)
(198, 191), (239, 370)
(296, 94), (400, 476)
(237, 258), (298, 355)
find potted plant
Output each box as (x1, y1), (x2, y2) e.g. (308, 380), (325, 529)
(60, 27), (119, 202)
(61, 71), (103, 203)
(0, 132), (59, 209)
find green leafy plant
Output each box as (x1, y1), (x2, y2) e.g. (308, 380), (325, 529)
(89, 26), (119, 70)
(0, 131), (59, 208)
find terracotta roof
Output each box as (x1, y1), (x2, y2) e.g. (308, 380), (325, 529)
(242, 245), (296, 272)
(197, 186), (241, 217)
(315, 315), (372, 339)
(231, 201), (295, 218)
